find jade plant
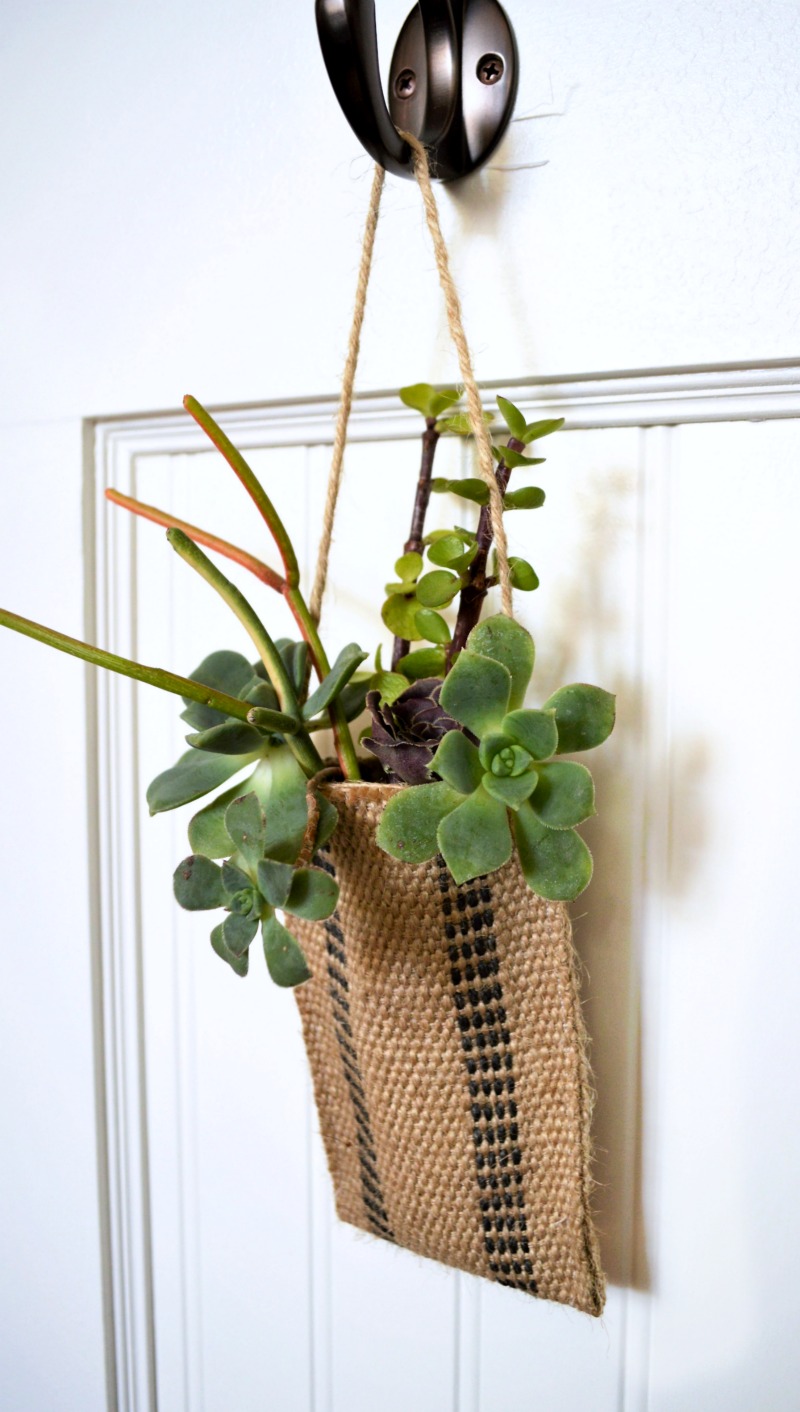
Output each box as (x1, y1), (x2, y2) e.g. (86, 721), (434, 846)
(0, 385), (615, 986)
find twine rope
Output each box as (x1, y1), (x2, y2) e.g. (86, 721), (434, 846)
(311, 138), (513, 622)
(401, 131), (512, 617)
(309, 163), (386, 623)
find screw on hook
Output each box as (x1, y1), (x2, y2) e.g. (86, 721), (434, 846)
(477, 52), (504, 85)
(394, 67), (417, 98)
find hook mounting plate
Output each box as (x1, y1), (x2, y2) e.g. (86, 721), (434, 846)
(389, 0), (518, 181)
(316, 0), (519, 182)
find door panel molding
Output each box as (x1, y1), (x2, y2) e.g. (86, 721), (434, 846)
(87, 358), (800, 1412)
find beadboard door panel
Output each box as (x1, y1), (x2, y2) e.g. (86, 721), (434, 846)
(89, 367), (800, 1411)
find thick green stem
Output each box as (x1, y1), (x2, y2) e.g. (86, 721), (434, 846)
(167, 530), (323, 775)
(0, 607), (256, 720)
(285, 586), (361, 782)
(184, 395), (300, 587)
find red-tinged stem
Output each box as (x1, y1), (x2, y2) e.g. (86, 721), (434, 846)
(183, 394), (300, 587)
(107, 486), (360, 779)
(105, 488), (286, 592)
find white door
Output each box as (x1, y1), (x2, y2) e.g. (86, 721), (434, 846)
(1, 4), (799, 1410)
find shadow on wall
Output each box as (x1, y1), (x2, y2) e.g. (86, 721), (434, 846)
(534, 463), (711, 1291)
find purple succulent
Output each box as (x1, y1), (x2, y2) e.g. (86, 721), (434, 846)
(363, 677), (462, 784)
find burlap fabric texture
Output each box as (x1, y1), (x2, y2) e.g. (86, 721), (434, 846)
(293, 781), (606, 1315)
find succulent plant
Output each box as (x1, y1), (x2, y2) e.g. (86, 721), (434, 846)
(362, 676), (462, 784)
(376, 615), (615, 900)
(172, 745), (340, 983)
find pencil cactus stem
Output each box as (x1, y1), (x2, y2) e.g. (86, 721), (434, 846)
(285, 586), (361, 782)
(0, 607), (255, 720)
(183, 394), (300, 587)
(105, 488), (286, 591)
(166, 529), (324, 775)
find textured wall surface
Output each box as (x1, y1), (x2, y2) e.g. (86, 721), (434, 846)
(0, 3), (798, 1410)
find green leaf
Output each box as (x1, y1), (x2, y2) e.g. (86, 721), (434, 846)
(439, 648), (512, 736)
(467, 615), (535, 711)
(278, 640), (308, 695)
(414, 609), (451, 645)
(399, 383), (460, 419)
(256, 858), (294, 907)
(257, 748), (309, 864)
(188, 778), (252, 858)
(302, 643), (368, 719)
(262, 915), (311, 987)
(529, 761), (596, 829)
(367, 670), (409, 705)
(396, 646), (447, 680)
(514, 805), (592, 900)
(313, 792), (339, 849)
(285, 866), (339, 921)
(395, 551), (423, 582)
(508, 558), (540, 591)
(337, 679), (370, 721)
(496, 446), (544, 470)
(221, 859), (253, 896)
(147, 749), (257, 815)
(381, 593), (421, 639)
(210, 922), (248, 977)
(180, 700), (229, 732)
(482, 770), (538, 810)
(246, 706), (300, 735)
(430, 476), (489, 505)
(521, 417), (564, 444)
(430, 730), (483, 794)
(496, 394), (526, 440)
(542, 683), (616, 754)
(416, 570), (460, 608)
(376, 781), (462, 864)
(503, 486), (546, 510)
(223, 910), (259, 957)
(437, 785), (512, 885)
(184, 650), (254, 706)
(186, 720), (266, 754)
(481, 738), (534, 777)
(240, 677), (280, 710)
(173, 855), (226, 911)
(427, 534), (472, 569)
(437, 411), (494, 436)
(224, 791), (266, 868)
(502, 707), (558, 761)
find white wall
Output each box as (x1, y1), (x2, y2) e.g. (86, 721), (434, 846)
(1, 2), (798, 1409)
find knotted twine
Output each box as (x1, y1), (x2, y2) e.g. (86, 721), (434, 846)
(309, 133), (513, 625)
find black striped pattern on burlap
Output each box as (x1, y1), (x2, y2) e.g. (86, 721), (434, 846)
(316, 851), (395, 1243)
(438, 863), (538, 1295)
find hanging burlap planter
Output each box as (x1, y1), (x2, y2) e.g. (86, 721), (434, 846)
(294, 781), (605, 1315)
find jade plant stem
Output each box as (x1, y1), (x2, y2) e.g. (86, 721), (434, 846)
(167, 530), (324, 776)
(0, 607), (258, 721)
(446, 435), (524, 666)
(392, 416), (440, 669)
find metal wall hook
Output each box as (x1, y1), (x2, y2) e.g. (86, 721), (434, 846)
(316, 0), (518, 182)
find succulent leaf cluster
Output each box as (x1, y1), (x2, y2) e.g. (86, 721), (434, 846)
(150, 643), (361, 983)
(172, 751), (339, 984)
(376, 615), (615, 900)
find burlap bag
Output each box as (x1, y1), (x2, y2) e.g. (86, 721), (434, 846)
(294, 781), (605, 1315)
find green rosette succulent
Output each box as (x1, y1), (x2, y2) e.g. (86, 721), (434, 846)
(376, 615), (615, 900)
(172, 747), (340, 986)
